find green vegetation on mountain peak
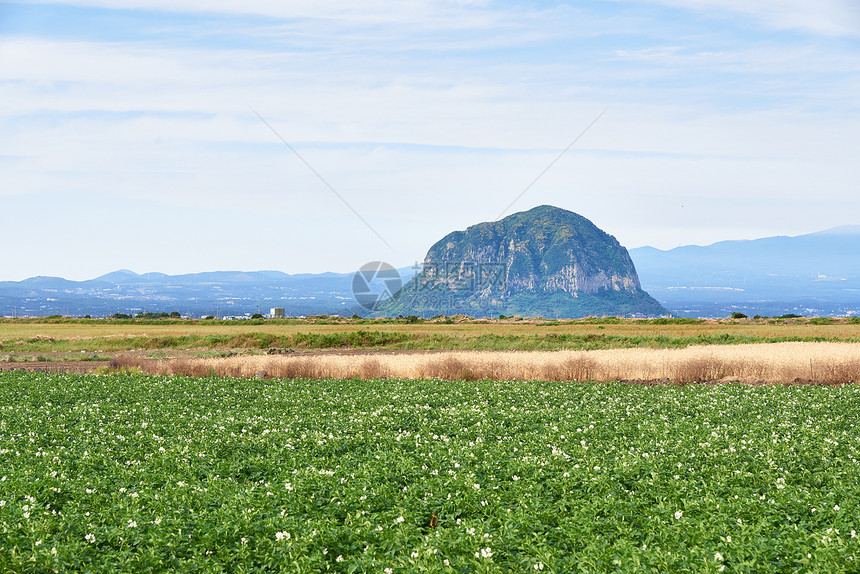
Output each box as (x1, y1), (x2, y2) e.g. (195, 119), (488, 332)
(383, 205), (668, 318)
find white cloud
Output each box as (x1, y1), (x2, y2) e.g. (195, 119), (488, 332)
(26, 0), (859, 39)
(4, 0), (528, 34)
(1, 1), (858, 279)
(633, 0), (860, 36)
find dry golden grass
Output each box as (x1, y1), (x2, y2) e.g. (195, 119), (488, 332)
(120, 342), (860, 384)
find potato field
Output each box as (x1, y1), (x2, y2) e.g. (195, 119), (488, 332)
(1, 371), (859, 572)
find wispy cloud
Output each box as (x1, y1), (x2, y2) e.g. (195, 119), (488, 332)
(627, 0), (860, 36)
(1, 0), (858, 280)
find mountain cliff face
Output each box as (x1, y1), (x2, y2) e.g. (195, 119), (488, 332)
(383, 205), (668, 318)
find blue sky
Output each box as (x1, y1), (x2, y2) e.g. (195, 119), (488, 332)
(1, 0), (859, 280)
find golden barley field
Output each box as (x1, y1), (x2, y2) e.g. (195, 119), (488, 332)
(121, 342), (860, 384)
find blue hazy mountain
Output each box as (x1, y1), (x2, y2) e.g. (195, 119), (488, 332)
(628, 226), (860, 317)
(0, 268), (417, 318)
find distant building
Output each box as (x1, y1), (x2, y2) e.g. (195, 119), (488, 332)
(270, 307), (285, 318)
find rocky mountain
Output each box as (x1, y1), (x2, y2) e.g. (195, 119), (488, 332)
(381, 205), (668, 318)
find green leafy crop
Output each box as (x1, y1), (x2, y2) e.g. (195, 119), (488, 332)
(1, 372), (859, 572)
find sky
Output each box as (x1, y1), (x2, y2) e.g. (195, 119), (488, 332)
(1, 0), (859, 281)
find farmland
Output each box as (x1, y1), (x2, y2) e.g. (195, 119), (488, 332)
(4, 317), (860, 384)
(2, 371), (859, 572)
(2, 317), (860, 358)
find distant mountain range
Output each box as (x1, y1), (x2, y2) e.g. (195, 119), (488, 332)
(629, 225), (860, 317)
(0, 268), (414, 318)
(2, 225), (859, 318)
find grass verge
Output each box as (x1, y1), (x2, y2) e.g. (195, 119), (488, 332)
(4, 330), (860, 355)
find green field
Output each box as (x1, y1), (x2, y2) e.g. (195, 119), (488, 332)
(2, 372), (859, 572)
(3, 317), (860, 358)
